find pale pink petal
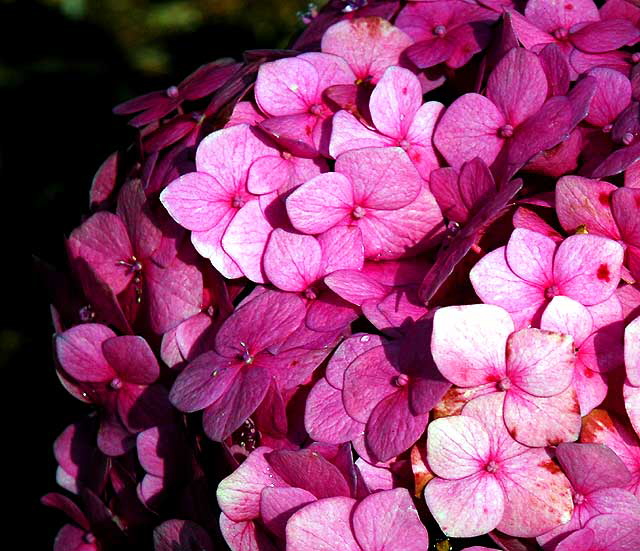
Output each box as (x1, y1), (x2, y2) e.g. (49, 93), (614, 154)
(504, 386), (581, 447)
(426, 416), (490, 479)
(496, 447), (574, 537)
(431, 305), (512, 387)
(286, 172), (353, 234)
(624, 382), (640, 438)
(505, 228), (556, 288)
(160, 172), (231, 231)
(219, 515), (278, 551)
(433, 93), (505, 169)
(506, 328), (574, 397)
(191, 209), (243, 279)
(487, 48), (548, 127)
(541, 295), (594, 345)
(285, 497), (361, 551)
(573, 360), (609, 415)
(222, 201), (273, 283)
(299, 52), (355, 92)
(352, 489), (429, 551)
(329, 110), (392, 159)
(321, 17), (413, 83)
(370, 66), (423, 140)
(336, 147), (422, 210)
(424, 474), (504, 538)
(405, 101), (445, 179)
(553, 234), (624, 305)
(324, 270), (388, 307)
(263, 229), (322, 292)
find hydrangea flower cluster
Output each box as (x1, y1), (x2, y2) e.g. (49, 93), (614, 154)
(40, 0), (640, 549)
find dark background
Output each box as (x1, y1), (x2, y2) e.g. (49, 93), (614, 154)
(1, 0), (308, 546)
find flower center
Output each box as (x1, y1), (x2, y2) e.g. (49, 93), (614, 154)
(623, 132), (635, 145)
(602, 123), (613, 133)
(240, 341), (254, 365)
(633, 52), (640, 64)
(433, 24), (447, 37)
(497, 377), (511, 391)
(352, 205), (366, 219)
(304, 287), (317, 300)
(485, 460), (499, 473)
(552, 27), (569, 40)
(110, 377), (123, 390)
(342, 0), (368, 13)
(498, 124), (514, 138)
(544, 285), (559, 300)
(166, 85), (179, 98)
(232, 195), (246, 209)
(118, 256), (143, 274)
(309, 103), (325, 116)
(79, 305), (95, 322)
(281, 151), (292, 160)
(394, 373), (410, 387)
(83, 533), (96, 544)
(572, 491), (585, 505)
(399, 139), (411, 150)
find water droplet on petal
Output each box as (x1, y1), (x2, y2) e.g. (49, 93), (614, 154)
(360, 335), (370, 343)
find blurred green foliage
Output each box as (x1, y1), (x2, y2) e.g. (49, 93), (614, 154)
(29, 0), (318, 74)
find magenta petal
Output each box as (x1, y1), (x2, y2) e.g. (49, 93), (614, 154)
(318, 225), (364, 275)
(260, 487), (316, 540)
(612, 188), (640, 254)
(67, 212), (133, 294)
(286, 172), (353, 234)
(405, 38), (454, 69)
(556, 175), (619, 238)
(434, 93), (505, 169)
(153, 520), (213, 551)
(560, 513), (640, 551)
(366, 389), (429, 462)
(352, 489), (429, 551)
(221, 200), (272, 283)
(169, 352), (237, 412)
(626, 317), (640, 386)
(56, 324), (116, 383)
(263, 229), (322, 292)
(525, 0), (599, 31)
(571, 19), (640, 53)
(539, 44), (570, 96)
(305, 378), (364, 444)
(586, 68), (632, 127)
(425, 474), (504, 538)
(556, 442), (632, 494)
(219, 515), (277, 551)
(504, 386), (581, 447)
(202, 366), (270, 441)
(102, 336), (159, 384)
(216, 289), (305, 358)
(336, 147), (422, 210)
(325, 334), (384, 390)
(324, 269), (387, 307)
(53, 524), (97, 551)
(554, 234), (624, 305)
(286, 497), (360, 551)
(217, 447), (285, 521)
(118, 383), (173, 432)
(487, 48), (547, 127)
(266, 449), (351, 499)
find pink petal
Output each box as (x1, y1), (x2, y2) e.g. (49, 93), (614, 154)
(318, 225), (364, 275)
(434, 93), (505, 169)
(539, 44), (570, 96)
(559, 513), (640, 551)
(425, 473), (504, 538)
(321, 17), (413, 83)
(404, 37), (455, 69)
(324, 269), (388, 307)
(336, 147), (422, 210)
(624, 382), (640, 438)
(191, 210), (242, 279)
(626, 317), (640, 386)
(506, 9), (555, 50)
(217, 447), (285, 521)
(305, 378), (364, 444)
(67, 212), (133, 294)
(504, 386), (581, 447)
(555, 175), (619, 238)
(571, 19), (640, 53)
(195, 124), (273, 187)
(260, 487), (316, 540)
(286, 172), (353, 234)
(505, 228), (556, 288)
(55, 324), (116, 383)
(221, 200), (273, 283)
(553, 234), (624, 305)
(431, 305), (512, 387)
(506, 328), (574, 397)
(117, 383), (173, 432)
(116, 180), (161, 259)
(102, 336), (159, 384)
(352, 489), (429, 551)
(487, 48), (548, 127)
(286, 497), (361, 551)
(612, 188), (640, 250)
(429, 167), (468, 223)
(263, 229), (322, 292)
(525, 0), (599, 32)
(427, 416), (490, 479)
(325, 334), (384, 389)
(370, 66), (423, 140)
(585, 68), (632, 127)
(405, 101), (445, 179)
(219, 515), (278, 551)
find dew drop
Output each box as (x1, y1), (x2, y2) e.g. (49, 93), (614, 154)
(360, 335), (370, 343)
